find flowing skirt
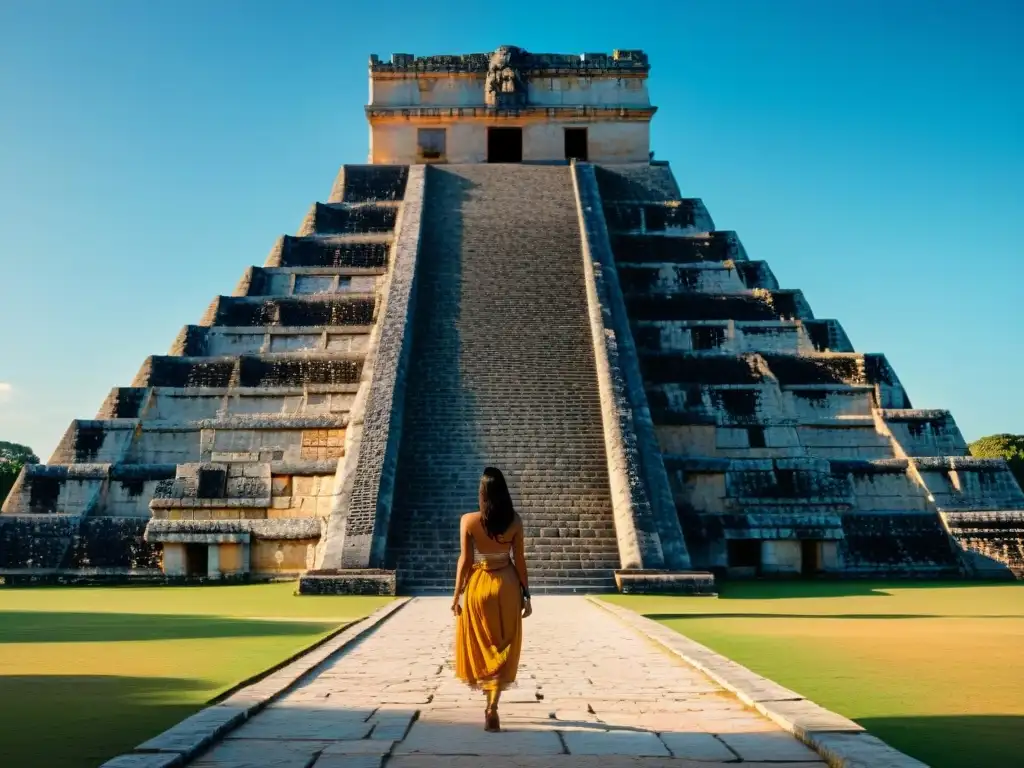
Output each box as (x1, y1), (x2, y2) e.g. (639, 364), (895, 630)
(454, 562), (522, 692)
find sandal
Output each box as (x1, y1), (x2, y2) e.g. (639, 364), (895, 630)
(484, 706), (501, 732)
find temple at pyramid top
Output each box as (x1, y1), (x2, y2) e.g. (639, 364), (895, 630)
(366, 46), (655, 164)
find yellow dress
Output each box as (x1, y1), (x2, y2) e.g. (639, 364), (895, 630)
(454, 551), (523, 691)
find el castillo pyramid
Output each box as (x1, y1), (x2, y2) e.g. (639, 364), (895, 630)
(3, 46), (1022, 594)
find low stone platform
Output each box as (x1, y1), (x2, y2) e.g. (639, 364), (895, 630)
(102, 597), (923, 768)
(614, 570), (717, 595)
(298, 569), (397, 595)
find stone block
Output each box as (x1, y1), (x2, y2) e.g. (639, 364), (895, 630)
(807, 732), (928, 767)
(99, 754), (185, 768)
(613, 570), (716, 595)
(298, 570), (397, 595)
(191, 738), (331, 768)
(562, 730), (670, 756)
(136, 704), (246, 755)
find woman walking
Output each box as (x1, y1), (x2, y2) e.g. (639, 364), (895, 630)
(452, 467), (532, 732)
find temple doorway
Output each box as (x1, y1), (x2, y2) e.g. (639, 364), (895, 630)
(487, 127), (522, 163)
(727, 539), (761, 576)
(801, 540), (824, 576)
(185, 543), (208, 577)
(564, 127), (588, 161)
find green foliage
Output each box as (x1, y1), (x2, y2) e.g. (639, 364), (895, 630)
(0, 440), (39, 506)
(968, 433), (1024, 489)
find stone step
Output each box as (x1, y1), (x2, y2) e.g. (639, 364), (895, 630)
(240, 266), (383, 298)
(95, 384), (359, 420)
(593, 164), (682, 202)
(203, 295), (375, 328)
(618, 261), (778, 295)
(300, 202), (397, 236)
(631, 318), (854, 356)
(393, 556), (622, 569)
(391, 537), (620, 549)
(132, 353), (362, 389)
(602, 199), (714, 234)
(389, 536), (614, 548)
(330, 164), (409, 203)
(267, 236), (391, 269)
(638, 351), (903, 390)
(626, 290), (812, 323)
(382, 165), (618, 585)
(610, 231), (745, 264)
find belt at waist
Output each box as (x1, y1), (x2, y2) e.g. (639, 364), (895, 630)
(472, 556), (512, 572)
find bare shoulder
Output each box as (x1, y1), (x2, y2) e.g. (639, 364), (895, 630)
(511, 512), (525, 533)
(460, 511), (481, 529)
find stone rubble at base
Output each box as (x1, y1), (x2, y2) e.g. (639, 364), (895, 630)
(2, 45), (1022, 589)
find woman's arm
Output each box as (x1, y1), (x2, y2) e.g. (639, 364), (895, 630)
(512, 517), (530, 596)
(451, 514), (474, 614)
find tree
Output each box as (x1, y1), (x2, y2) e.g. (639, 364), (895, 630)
(0, 441), (39, 506)
(968, 434), (1024, 490)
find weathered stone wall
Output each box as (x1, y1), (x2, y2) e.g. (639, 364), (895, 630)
(317, 165), (426, 571)
(1, 163), (412, 582)
(0, 516), (160, 573)
(370, 120), (651, 165)
(596, 160), (1024, 577)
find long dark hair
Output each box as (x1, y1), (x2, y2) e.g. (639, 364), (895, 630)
(479, 466), (515, 540)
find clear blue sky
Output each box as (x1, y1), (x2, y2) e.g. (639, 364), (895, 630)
(1, 0), (1021, 460)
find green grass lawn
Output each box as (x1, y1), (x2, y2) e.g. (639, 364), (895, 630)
(0, 583), (392, 768)
(605, 581), (1024, 768)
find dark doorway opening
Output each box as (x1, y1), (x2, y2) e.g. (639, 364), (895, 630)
(564, 128), (588, 161)
(727, 539), (761, 572)
(801, 540), (823, 576)
(185, 544), (208, 577)
(488, 127), (523, 163)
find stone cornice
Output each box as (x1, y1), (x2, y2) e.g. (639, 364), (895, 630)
(366, 105), (657, 122)
(369, 49), (649, 76)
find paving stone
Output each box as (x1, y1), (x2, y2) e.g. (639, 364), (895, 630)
(808, 732), (929, 768)
(562, 729), (671, 756)
(311, 757), (384, 768)
(191, 739), (332, 768)
(387, 758), (825, 767)
(226, 709), (372, 741)
(319, 740), (396, 756)
(100, 754), (184, 768)
(717, 731), (822, 761)
(139, 705), (246, 754)
(396, 721), (564, 755)
(658, 732), (737, 761)
(753, 698), (864, 735)
(176, 598), (832, 766)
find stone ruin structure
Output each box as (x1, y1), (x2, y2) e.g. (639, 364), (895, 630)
(3, 47), (1023, 593)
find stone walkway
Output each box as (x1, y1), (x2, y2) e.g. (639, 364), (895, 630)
(187, 597), (826, 767)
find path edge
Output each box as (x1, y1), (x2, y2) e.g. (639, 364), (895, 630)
(97, 597), (412, 768)
(589, 597), (929, 768)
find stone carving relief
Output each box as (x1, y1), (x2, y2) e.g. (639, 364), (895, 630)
(485, 45), (528, 108)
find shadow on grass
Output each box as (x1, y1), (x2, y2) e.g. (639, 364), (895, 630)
(713, 580), (1021, 600)
(857, 714), (1024, 768)
(0, 675), (208, 768)
(0, 612), (338, 643)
